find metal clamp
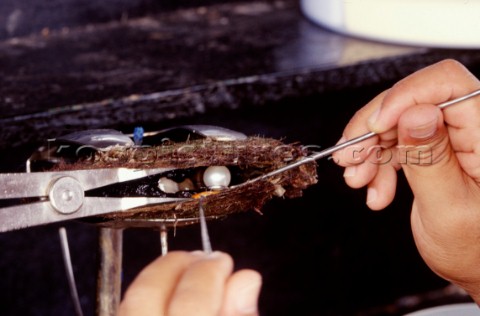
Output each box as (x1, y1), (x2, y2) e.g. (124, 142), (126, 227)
(49, 176), (85, 215)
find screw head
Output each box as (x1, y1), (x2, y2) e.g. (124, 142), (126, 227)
(49, 177), (84, 214)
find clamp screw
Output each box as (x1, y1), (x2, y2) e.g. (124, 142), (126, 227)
(49, 176), (84, 214)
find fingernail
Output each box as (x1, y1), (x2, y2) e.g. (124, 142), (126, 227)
(343, 166), (357, 178)
(408, 118), (438, 139)
(208, 251), (223, 257)
(191, 250), (224, 259)
(203, 251), (224, 260)
(235, 276), (262, 314)
(368, 108), (380, 128)
(366, 187), (377, 205)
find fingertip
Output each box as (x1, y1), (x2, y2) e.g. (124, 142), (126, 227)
(367, 112), (391, 134)
(206, 251), (234, 266)
(343, 166), (357, 178)
(223, 269), (262, 316)
(343, 162), (378, 189)
(232, 269), (262, 288)
(332, 136), (346, 166)
(366, 187), (377, 205)
(190, 251), (234, 277)
(365, 165), (397, 211)
(366, 187), (385, 211)
(336, 135), (346, 145)
(167, 252), (234, 316)
(367, 107), (382, 132)
(234, 271), (262, 315)
(191, 250), (233, 262)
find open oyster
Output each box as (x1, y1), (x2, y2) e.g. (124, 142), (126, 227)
(27, 125), (318, 227)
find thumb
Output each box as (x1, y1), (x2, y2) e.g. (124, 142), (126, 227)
(397, 104), (480, 291)
(397, 104), (466, 213)
(221, 269), (262, 316)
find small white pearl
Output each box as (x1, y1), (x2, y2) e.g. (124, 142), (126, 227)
(273, 184), (286, 197)
(158, 177), (179, 194)
(203, 166), (231, 189)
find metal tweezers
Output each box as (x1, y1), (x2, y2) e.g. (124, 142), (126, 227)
(0, 167), (192, 232)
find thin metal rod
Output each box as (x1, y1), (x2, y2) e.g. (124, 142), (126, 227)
(96, 228), (123, 316)
(58, 227), (84, 316)
(250, 88), (480, 182)
(199, 197), (212, 254)
(438, 88), (480, 109)
(160, 224), (168, 256)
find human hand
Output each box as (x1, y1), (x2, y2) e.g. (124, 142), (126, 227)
(118, 251), (262, 316)
(332, 59), (480, 302)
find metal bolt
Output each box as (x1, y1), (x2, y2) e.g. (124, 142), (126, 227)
(49, 176), (84, 214)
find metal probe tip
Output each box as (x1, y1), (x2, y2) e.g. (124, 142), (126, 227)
(199, 197), (212, 254)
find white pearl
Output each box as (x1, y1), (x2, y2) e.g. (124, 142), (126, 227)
(158, 177), (179, 194)
(203, 166), (231, 189)
(273, 184), (286, 197)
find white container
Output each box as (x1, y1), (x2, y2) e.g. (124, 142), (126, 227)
(405, 303), (480, 315)
(300, 0), (480, 48)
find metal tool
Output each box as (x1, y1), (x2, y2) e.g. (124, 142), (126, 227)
(59, 227), (84, 316)
(0, 166), (192, 315)
(0, 167), (192, 232)
(199, 197), (212, 254)
(245, 88), (480, 183)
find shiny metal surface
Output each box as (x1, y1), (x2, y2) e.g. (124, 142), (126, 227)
(59, 227), (84, 316)
(199, 197), (212, 254)
(0, 196), (190, 232)
(181, 125), (247, 141)
(142, 125), (248, 141)
(96, 228), (123, 316)
(0, 167), (192, 232)
(49, 177), (84, 214)
(57, 129), (134, 148)
(0, 168), (175, 199)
